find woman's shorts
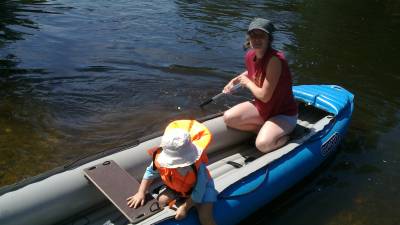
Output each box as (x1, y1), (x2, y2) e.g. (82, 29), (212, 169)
(275, 114), (298, 129)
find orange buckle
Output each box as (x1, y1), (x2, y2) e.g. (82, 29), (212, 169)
(168, 199), (177, 209)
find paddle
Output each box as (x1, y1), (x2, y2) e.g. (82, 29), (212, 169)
(200, 84), (241, 108)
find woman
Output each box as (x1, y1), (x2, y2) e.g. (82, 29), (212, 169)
(223, 18), (298, 153)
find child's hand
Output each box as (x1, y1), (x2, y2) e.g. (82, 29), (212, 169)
(127, 192), (146, 208)
(175, 204), (189, 220)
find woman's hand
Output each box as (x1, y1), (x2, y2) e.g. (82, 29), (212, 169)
(223, 81), (235, 94)
(127, 192), (146, 208)
(223, 71), (249, 93)
(236, 74), (251, 88)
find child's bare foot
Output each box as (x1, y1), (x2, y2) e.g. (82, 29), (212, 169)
(175, 204), (189, 220)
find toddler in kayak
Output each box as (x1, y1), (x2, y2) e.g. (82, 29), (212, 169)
(127, 120), (217, 225)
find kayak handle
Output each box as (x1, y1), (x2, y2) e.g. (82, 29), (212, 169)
(219, 167), (269, 199)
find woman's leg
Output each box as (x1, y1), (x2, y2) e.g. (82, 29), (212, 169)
(196, 203), (216, 225)
(223, 101), (264, 132)
(255, 114), (297, 153)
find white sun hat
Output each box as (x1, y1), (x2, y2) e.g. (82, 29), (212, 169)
(156, 128), (201, 168)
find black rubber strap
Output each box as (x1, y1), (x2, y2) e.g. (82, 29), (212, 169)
(227, 161), (242, 168)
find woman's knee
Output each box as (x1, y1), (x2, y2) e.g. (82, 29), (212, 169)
(223, 110), (237, 126)
(255, 136), (275, 153)
(255, 134), (289, 153)
(223, 111), (231, 124)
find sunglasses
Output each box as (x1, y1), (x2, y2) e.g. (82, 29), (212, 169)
(248, 30), (268, 39)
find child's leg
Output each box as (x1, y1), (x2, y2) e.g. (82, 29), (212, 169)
(157, 188), (176, 207)
(175, 197), (193, 220)
(196, 203), (216, 225)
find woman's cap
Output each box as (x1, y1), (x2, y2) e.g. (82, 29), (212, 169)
(156, 128), (201, 168)
(248, 18), (276, 34)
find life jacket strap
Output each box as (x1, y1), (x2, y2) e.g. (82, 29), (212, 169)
(184, 163), (198, 196)
(152, 147), (162, 171)
(168, 199), (176, 209)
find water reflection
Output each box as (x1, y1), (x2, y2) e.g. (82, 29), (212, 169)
(175, 0), (301, 53)
(290, 0), (400, 134)
(1, 1), (35, 47)
(0, 0), (59, 186)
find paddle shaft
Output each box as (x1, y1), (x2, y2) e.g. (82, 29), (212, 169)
(200, 84), (241, 107)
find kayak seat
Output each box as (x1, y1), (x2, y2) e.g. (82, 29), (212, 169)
(83, 160), (161, 224)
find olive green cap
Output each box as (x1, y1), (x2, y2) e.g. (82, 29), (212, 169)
(248, 18), (276, 34)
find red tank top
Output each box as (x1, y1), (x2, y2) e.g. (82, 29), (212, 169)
(245, 49), (298, 120)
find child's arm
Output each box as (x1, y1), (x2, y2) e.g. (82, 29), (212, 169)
(127, 162), (159, 208)
(190, 163), (209, 203)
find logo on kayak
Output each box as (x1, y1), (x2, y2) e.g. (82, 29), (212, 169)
(321, 132), (342, 156)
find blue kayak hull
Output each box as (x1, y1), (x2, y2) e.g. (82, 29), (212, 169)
(161, 85), (354, 225)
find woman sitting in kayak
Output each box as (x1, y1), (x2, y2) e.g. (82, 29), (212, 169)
(223, 18), (298, 153)
(127, 120), (217, 225)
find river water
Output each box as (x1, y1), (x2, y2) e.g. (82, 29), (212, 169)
(1, 0), (399, 224)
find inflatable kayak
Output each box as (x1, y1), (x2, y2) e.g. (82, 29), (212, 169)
(0, 84), (354, 225)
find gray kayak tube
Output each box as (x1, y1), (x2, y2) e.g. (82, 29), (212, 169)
(0, 116), (251, 225)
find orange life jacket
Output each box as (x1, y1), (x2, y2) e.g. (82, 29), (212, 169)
(148, 120), (212, 197)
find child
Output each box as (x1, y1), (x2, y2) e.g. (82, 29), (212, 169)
(127, 120), (217, 225)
